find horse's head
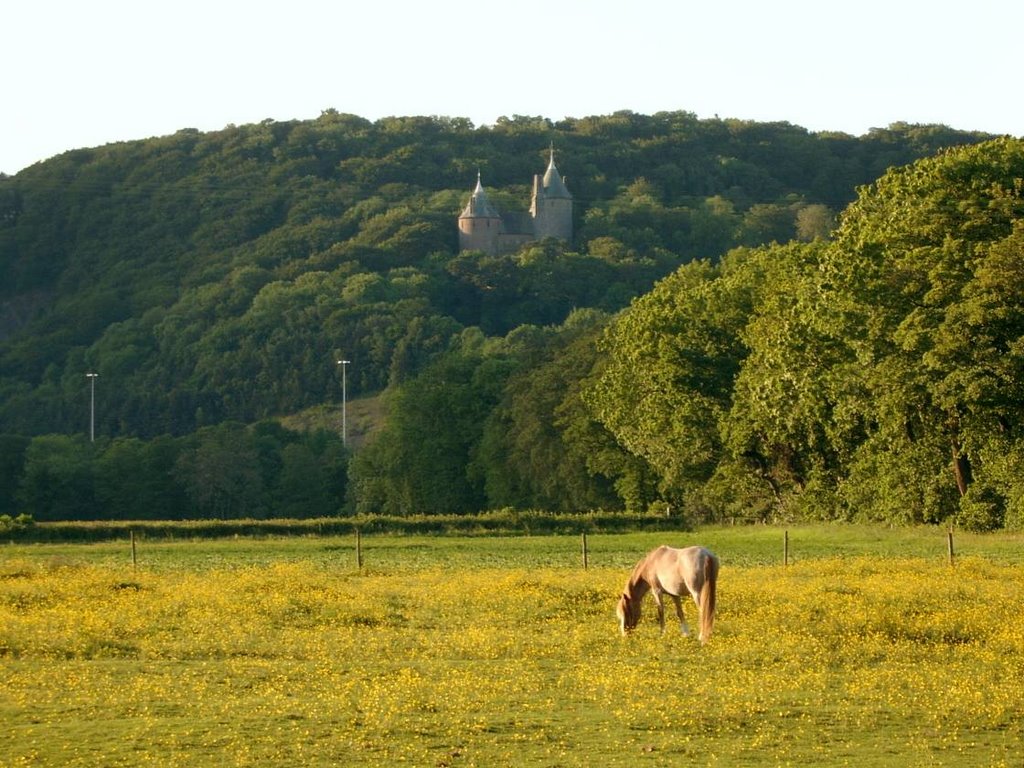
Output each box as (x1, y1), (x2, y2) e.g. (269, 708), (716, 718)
(616, 592), (640, 635)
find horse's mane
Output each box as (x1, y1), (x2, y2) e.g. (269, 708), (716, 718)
(624, 548), (657, 593)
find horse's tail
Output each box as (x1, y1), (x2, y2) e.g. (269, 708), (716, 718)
(699, 553), (718, 644)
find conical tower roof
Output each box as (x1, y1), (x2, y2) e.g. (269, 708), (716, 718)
(541, 147), (571, 199)
(459, 172), (502, 219)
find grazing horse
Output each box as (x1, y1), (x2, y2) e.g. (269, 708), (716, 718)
(616, 545), (719, 643)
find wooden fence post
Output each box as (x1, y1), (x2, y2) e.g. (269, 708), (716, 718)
(355, 528), (363, 570)
(783, 530), (789, 567)
(947, 529), (955, 567)
(130, 530), (137, 571)
(581, 531), (589, 570)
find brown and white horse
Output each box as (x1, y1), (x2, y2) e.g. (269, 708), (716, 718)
(616, 545), (719, 643)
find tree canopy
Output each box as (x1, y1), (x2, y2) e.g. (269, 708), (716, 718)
(1, 111), (1014, 527)
(589, 138), (1024, 530)
(0, 113), (989, 438)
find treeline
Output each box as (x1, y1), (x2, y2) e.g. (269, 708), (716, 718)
(0, 112), (991, 438)
(0, 423), (347, 521)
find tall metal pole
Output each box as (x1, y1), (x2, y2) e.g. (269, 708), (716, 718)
(86, 373), (98, 442)
(337, 360), (350, 446)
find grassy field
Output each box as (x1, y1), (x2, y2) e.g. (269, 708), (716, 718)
(2, 525), (1023, 766)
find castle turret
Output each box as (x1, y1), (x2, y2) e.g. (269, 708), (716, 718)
(458, 172), (503, 253)
(530, 147), (573, 241)
(457, 150), (574, 255)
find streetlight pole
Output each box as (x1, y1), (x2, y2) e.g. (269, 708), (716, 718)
(337, 359), (350, 446)
(85, 373), (99, 442)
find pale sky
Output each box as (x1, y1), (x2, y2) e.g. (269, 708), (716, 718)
(3, 0), (1022, 175)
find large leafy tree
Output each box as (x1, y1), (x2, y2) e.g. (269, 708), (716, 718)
(822, 138), (1024, 528)
(93, 436), (186, 520)
(174, 423), (265, 519)
(718, 240), (854, 520)
(584, 258), (753, 508)
(348, 346), (512, 515)
(473, 310), (622, 512)
(0, 434), (29, 516)
(17, 435), (96, 521)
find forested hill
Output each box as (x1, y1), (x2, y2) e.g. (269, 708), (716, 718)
(0, 112), (991, 438)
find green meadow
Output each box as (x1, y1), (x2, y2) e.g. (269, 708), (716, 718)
(2, 525), (1023, 766)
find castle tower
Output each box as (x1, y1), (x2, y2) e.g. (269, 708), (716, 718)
(458, 172), (503, 254)
(530, 147), (573, 241)
(457, 149), (573, 255)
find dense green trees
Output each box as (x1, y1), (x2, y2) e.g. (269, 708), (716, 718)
(7, 423), (347, 521)
(348, 347), (501, 516)
(1, 110), (1013, 526)
(474, 311), (623, 512)
(0, 113), (988, 439)
(588, 139), (1024, 530)
(585, 259), (747, 503)
(823, 139), (1024, 529)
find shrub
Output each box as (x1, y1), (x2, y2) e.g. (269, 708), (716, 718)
(0, 513), (35, 537)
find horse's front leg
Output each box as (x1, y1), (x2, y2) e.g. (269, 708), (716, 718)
(670, 595), (691, 637)
(651, 590), (666, 634)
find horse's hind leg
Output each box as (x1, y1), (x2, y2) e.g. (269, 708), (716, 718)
(671, 595), (691, 637)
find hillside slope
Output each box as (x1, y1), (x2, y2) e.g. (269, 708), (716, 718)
(0, 112), (992, 438)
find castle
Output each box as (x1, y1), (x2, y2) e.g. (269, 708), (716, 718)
(458, 148), (573, 255)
